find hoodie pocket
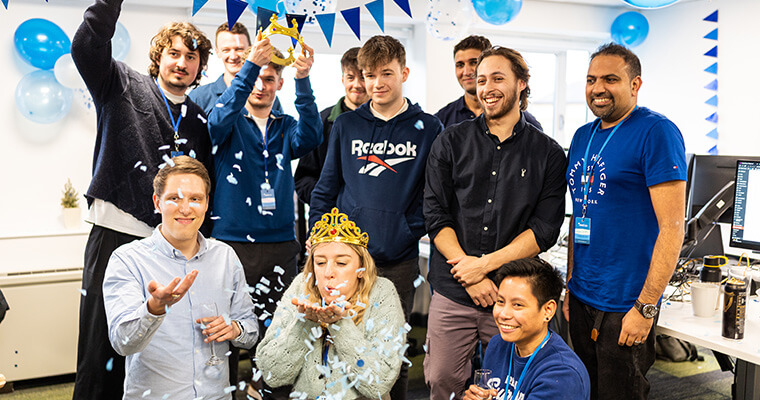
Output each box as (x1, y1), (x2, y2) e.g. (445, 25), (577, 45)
(350, 207), (416, 263)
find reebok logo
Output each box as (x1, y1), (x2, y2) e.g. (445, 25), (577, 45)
(351, 139), (417, 177)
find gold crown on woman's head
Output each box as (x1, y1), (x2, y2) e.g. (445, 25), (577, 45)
(310, 208), (369, 248)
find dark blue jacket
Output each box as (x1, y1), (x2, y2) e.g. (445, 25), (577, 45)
(309, 100), (442, 266)
(207, 61), (322, 243)
(190, 74), (283, 117)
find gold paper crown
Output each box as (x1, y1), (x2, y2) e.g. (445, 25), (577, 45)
(310, 208), (369, 248)
(256, 13), (306, 66)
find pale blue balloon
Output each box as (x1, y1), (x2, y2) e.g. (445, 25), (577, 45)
(112, 22), (131, 61)
(14, 18), (71, 70)
(620, 0), (680, 9)
(611, 12), (649, 47)
(471, 0), (522, 25)
(15, 70), (73, 124)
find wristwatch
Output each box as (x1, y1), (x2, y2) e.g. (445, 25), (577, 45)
(634, 299), (659, 319)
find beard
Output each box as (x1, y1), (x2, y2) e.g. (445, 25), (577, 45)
(588, 95), (616, 120)
(482, 89), (518, 121)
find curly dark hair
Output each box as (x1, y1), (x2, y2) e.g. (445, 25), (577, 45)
(477, 46), (531, 112)
(148, 22), (212, 88)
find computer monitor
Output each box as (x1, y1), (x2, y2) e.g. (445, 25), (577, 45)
(730, 160), (760, 252)
(687, 155), (760, 223)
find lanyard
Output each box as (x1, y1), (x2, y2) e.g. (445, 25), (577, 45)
(261, 119), (270, 185)
(580, 106), (637, 219)
(156, 80), (186, 153)
(506, 331), (551, 400)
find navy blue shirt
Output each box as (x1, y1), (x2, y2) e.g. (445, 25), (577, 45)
(435, 95), (543, 131)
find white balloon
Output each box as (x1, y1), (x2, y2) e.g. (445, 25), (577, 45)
(54, 53), (86, 89)
(426, 0), (474, 41)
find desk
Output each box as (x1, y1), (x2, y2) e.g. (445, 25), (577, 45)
(658, 296), (760, 399)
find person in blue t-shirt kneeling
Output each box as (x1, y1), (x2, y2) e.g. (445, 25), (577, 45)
(464, 258), (589, 400)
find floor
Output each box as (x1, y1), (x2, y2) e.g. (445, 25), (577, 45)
(0, 328), (734, 399)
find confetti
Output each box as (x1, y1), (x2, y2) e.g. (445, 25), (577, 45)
(212, 145), (219, 154)
(158, 145), (171, 150)
(181, 104), (187, 117)
(177, 188), (183, 198)
(275, 153), (284, 170)
(423, 344), (428, 352)
(175, 138), (188, 145)
(415, 120), (425, 130)
(274, 265), (285, 275)
(235, 151), (243, 159)
(211, 215), (221, 220)
(355, 301), (366, 308)
(79, 289), (87, 296)
(246, 197), (252, 206)
(197, 114), (207, 124)
(233, 164), (242, 172)
(263, 149), (269, 158)
(105, 357), (113, 371)
(355, 268), (366, 273)
(189, 202), (200, 208)
(413, 274), (425, 288)
(140, 165), (148, 172)
(165, 200), (178, 206)
(226, 173), (238, 185)
(224, 386), (236, 394)
(246, 235), (256, 242)
(142, 389), (152, 397)
(255, 78), (263, 91)
(450, 393), (456, 400)
(215, 103), (224, 108)
(134, 161), (142, 168)
(162, 154), (175, 167)
(264, 318), (272, 327)
(162, 395), (169, 400)
(258, 205), (274, 216)
(158, 163), (167, 169)
(239, 380), (246, 391)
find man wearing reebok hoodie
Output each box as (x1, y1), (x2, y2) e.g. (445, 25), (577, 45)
(309, 35), (442, 400)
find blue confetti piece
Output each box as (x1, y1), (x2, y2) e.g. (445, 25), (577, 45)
(235, 151), (243, 159)
(105, 357), (113, 371)
(226, 173), (238, 185)
(264, 318), (272, 327)
(414, 120), (424, 130)
(192, 38), (198, 49)
(357, 359), (365, 367)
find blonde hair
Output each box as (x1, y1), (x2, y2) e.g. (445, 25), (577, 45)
(302, 242), (377, 324)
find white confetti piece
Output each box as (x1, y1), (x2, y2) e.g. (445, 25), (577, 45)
(210, 215), (221, 220)
(189, 202), (200, 208)
(133, 161), (142, 168)
(226, 173), (238, 185)
(238, 380), (246, 391)
(175, 138), (188, 145)
(140, 165), (148, 172)
(235, 151), (243, 159)
(274, 265), (285, 275)
(177, 188), (183, 198)
(197, 114), (207, 123)
(260, 277), (271, 286)
(158, 145), (171, 150)
(275, 153), (284, 170)
(413, 274), (425, 288)
(246, 235), (256, 242)
(163, 154), (175, 167)
(255, 78), (263, 91)
(181, 104), (187, 117)
(449, 393), (455, 400)
(189, 149), (197, 159)
(233, 164), (242, 172)
(142, 389), (152, 397)
(79, 288), (87, 296)
(162, 394), (169, 400)
(355, 301), (366, 308)
(258, 205), (274, 216)
(212, 145), (218, 154)
(415, 120), (425, 130)
(158, 162), (167, 169)
(223, 386), (235, 394)
(215, 103), (224, 108)
(262, 149), (269, 158)
(165, 200), (178, 206)
(246, 197), (252, 206)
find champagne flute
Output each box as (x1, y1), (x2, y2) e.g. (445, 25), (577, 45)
(474, 369), (492, 398)
(199, 302), (224, 366)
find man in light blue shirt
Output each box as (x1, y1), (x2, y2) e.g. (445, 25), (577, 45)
(103, 156), (258, 399)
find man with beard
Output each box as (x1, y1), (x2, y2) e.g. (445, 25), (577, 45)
(563, 43), (686, 400)
(423, 46), (567, 400)
(435, 35), (542, 130)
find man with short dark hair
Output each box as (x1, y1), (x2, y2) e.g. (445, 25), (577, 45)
(424, 46), (567, 400)
(435, 35), (542, 130)
(189, 22), (281, 115)
(294, 47), (368, 205)
(103, 156), (258, 399)
(71, 0), (213, 397)
(309, 35), (443, 400)
(564, 42), (686, 400)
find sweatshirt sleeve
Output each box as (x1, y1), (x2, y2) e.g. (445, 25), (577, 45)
(255, 274), (320, 387)
(328, 279), (406, 398)
(289, 77), (323, 159)
(70, 0), (125, 105)
(103, 252), (165, 356)
(207, 61), (261, 147)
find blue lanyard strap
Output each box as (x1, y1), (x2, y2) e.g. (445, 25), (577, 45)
(506, 331), (551, 400)
(580, 105), (638, 218)
(261, 119), (269, 185)
(155, 80), (186, 152)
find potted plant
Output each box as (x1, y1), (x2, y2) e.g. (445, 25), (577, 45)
(61, 178), (81, 229)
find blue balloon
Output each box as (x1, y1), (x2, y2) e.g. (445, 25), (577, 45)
(14, 18), (71, 70)
(15, 70), (73, 124)
(620, 0), (680, 9)
(471, 0), (522, 25)
(112, 22), (131, 61)
(611, 12), (649, 47)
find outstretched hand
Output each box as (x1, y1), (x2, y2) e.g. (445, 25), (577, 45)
(293, 43), (314, 79)
(249, 31), (273, 67)
(147, 269), (198, 315)
(291, 297), (349, 325)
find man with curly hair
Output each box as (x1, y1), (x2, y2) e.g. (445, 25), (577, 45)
(71, 0), (213, 398)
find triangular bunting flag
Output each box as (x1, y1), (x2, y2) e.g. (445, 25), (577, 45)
(705, 95), (718, 107)
(192, 0), (209, 16)
(706, 128), (719, 140)
(315, 13), (336, 47)
(245, 0), (278, 15)
(226, 0), (248, 30)
(2, 0), (8, 9)
(704, 10), (718, 23)
(704, 46), (718, 57)
(365, 0), (385, 33)
(707, 145), (718, 155)
(393, 0), (412, 18)
(341, 7), (361, 40)
(705, 112), (718, 124)
(704, 79), (718, 91)
(286, 13), (307, 48)
(256, 7), (278, 35)
(704, 28), (718, 41)
(704, 63), (718, 75)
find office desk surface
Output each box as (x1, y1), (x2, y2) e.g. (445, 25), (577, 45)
(658, 295), (760, 365)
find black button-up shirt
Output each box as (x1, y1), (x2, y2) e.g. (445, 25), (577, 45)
(435, 95), (544, 131)
(424, 113), (567, 308)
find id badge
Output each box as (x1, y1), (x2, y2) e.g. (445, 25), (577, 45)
(171, 150), (184, 157)
(574, 217), (591, 245)
(261, 182), (276, 211)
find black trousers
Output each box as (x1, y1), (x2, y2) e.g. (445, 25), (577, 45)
(73, 225), (140, 400)
(568, 294), (656, 400)
(377, 257), (420, 400)
(225, 240), (300, 400)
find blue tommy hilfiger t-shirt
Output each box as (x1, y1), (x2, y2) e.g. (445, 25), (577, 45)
(566, 107), (687, 312)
